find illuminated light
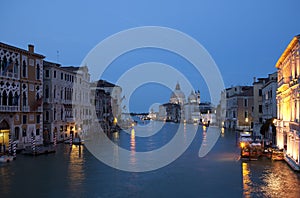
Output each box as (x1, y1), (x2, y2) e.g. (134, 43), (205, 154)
(221, 128), (225, 134)
(273, 119), (276, 124)
(245, 118), (249, 123)
(113, 117), (118, 124)
(240, 142), (245, 148)
(131, 128), (135, 137)
(203, 125), (207, 131)
(113, 132), (119, 139)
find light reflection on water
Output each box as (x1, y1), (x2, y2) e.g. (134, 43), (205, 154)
(130, 128), (136, 166)
(241, 159), (300, 197)
(0, 124), (300, 197)
(67, 145), (85, 196)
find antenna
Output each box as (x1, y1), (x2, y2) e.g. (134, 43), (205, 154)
(57, 50), (59, 63)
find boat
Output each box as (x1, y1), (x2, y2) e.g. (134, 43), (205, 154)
(239, 132), (263, 160)
(0, 155), (14, 163)
(271, 149), (284, 161)
(64, 137), (84, 145)
(22, 145), (56, 156)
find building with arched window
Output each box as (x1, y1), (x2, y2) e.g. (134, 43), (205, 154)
(0, 42), (44, 150)
(276, 35), (300, 170)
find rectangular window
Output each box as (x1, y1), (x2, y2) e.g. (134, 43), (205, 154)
(45, 111), (49, 121)
(259, 105), (263, 113)
(54, 70), (56, 78)
(244, 99), (248, 107)
(45, 70), (50, 78)
(61, 73), (63, 80)
(258, 89), (262, 96)
(22, 129), (26, 137)
(244, 111), (248, 119)
(23, 115), (27, 124)
(36, 115), (40, 123)
(36, 129), (40, 136)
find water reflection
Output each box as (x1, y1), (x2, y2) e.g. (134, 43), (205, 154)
(242, 162), (251, 198)
(0, 164), (12, 195)
(242, 160), (300, 197)
(130, 128), (136, 165)
(68, 145), (85, 195)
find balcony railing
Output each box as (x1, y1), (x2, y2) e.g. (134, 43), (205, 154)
(0, 105), (20, 112)
(22, 106), (30, 112)
(278, 77), (291, 87)
(37, 106), (43, 112)
(65, 117), (76, 122)
(290, 122), (300, 131)
(0, 71), (19, 79)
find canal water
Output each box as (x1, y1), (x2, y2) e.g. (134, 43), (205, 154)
(1, 122), (300, 198)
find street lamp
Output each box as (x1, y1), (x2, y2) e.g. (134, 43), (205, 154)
(245, 117), (250, 132)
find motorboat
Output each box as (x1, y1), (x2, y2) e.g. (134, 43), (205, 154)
(0, 155), (14, 163)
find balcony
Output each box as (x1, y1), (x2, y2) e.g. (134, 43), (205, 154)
(278, 77), (290, 89)
(65, 117), (76, 123)
(22, 106), (30, 112)
(290, 122), (300, 131)
(289, 78), (300, 88)
(0, 105), (20, 112)
(0, 71), (19, 80)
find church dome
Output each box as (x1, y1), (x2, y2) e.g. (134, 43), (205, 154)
(188, 91), (197, 103)
(170, 82), (186, 105)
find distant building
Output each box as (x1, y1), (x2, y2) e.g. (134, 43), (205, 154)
(261, 72), (277, 146)
(161, 103), (181, 122)
(184, 91), (201, 123)
(43, 61), (91, 143)
(0, 43), (45, 149)
(262, 72), (278, 121)
(90, 81), (113, 135)
(224, 86), (253, 130)
(159, 82), (201, 123)
(253, 77), (267, 137)
(276, 35), (300, 170)
(95, 80), (122, 123)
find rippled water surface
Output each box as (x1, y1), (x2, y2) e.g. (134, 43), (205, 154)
(0, 122), (299, 198)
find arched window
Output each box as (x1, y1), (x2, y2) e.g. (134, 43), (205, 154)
(53, 86), (56, 99)
(8, 57), (13, 72)
(22, 92), (27, 106)
(54, 108), (56, 120)
(3, 56), (7, 69)
(22, 60), (27, 77)
(45, 111), (49, 121)
(36, 64), (40, 80)
(14, 127), (20, 140)
(14, 60), (19, 75)
(2, 90), (7, 105)
(8, 91), (13, 106)
(13, 92), (19, 106)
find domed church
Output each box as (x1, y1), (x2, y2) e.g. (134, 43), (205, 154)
(169, 82), (186, 106)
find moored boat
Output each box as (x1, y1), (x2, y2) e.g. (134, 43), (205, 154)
(0, 155), (14, 163)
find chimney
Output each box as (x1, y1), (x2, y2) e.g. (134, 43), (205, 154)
(28, 44), (34, 53)
(253, 77), (256, 83)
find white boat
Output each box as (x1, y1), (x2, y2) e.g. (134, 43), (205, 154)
(0, 155), (14, 163)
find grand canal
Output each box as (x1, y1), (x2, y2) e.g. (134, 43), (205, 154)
(1, 121), (300, 198)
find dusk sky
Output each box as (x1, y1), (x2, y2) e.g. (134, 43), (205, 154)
(1, 0), (300, 112)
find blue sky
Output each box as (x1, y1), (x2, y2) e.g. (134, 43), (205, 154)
(1, 0), (300, 112)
